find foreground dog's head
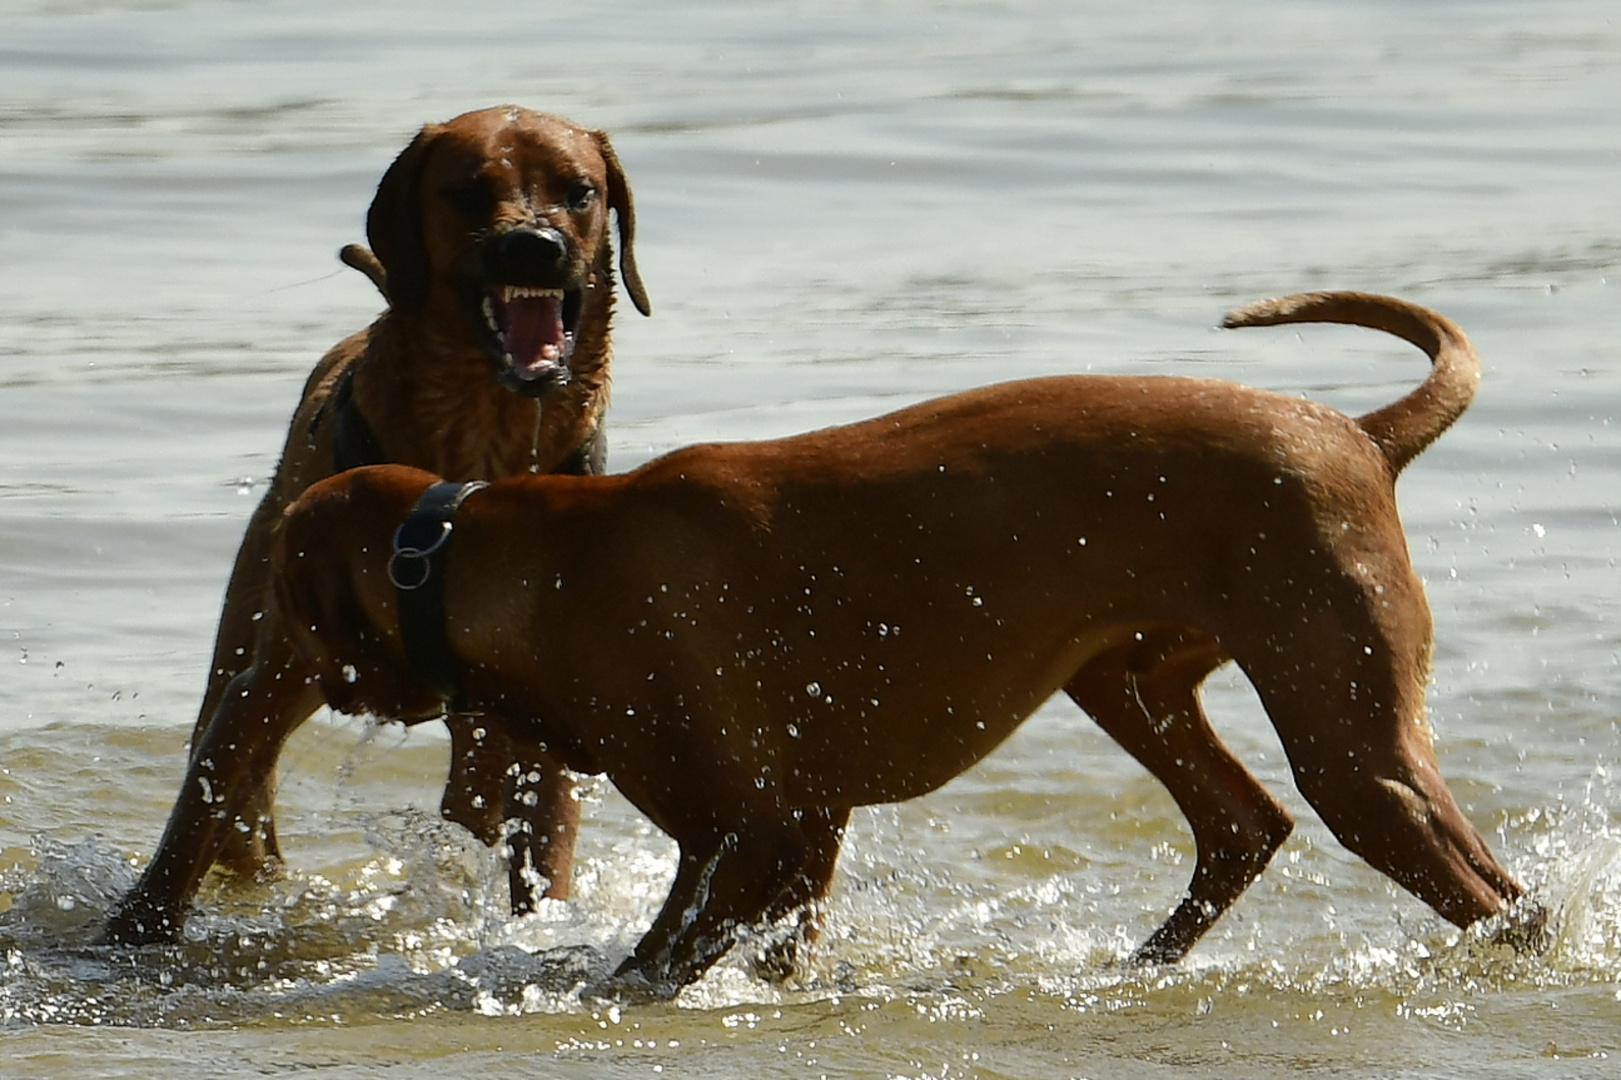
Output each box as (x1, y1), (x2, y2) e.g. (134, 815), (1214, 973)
(366, 105), (652, 396)
(273, 467), (449, 722)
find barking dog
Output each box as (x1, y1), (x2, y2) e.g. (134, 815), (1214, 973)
(114, 292), (1529, 997)
(124, 106), (650, 935)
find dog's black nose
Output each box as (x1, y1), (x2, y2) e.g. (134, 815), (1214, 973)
(488, 227), (568, 280)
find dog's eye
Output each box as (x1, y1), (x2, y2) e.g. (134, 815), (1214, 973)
(442, 178), (495, 220)
(565, 182), (597, 211)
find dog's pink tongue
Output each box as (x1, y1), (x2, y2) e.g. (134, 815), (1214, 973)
(498, 293), (565, 378)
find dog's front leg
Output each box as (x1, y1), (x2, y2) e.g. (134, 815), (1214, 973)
(105, 651), (323, 945)
(501, 742), (580, 910)
(187, 487), (291, 876)
(440, 714), (581, 911)
(613, 817), (820, 995)
(750, 805), (849, 982)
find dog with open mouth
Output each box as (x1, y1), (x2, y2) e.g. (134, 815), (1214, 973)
(108, 106), (651, 943)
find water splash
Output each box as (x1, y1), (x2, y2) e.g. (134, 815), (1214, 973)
(3, 759), (1620, 1029)
(0, 821), (618, 1026)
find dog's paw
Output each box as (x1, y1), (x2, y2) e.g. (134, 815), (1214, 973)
(1490, 900), (1554, 956)
(101, 898), (181, 947)
(582, 962), (682, 1004)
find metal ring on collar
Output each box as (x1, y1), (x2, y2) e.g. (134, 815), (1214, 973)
(388, 520), (452, 590)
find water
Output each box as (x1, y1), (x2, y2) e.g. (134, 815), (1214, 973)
(2, 1), (1619, 1075)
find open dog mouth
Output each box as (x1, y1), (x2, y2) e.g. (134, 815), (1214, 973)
(477, 284), (584, 395)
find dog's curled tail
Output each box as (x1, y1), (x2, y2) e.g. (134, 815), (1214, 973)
(1222, 290), (1480, 474)
(340, 243), (391, 303)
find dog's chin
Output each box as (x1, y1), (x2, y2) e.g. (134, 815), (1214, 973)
(467, 282), (582, 398)
(316, 668), (446, 724)
(494, 357), (571, 397)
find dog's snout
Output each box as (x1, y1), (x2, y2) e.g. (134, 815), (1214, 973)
(487, 226), (569, 281)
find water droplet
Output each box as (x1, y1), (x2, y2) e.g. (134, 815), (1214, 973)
(806, 681), (822, 697)
(341, 664), (358, 683)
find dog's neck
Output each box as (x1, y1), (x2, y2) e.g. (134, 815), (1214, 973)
(349, 300), (612, 481)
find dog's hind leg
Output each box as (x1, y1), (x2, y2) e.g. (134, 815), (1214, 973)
(1066, 628), (1294, 963)
(1238, 626), (1524, 933)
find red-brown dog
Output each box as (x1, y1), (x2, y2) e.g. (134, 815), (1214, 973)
(112, 292), (1530, 994)
(162, 105), (650, 923)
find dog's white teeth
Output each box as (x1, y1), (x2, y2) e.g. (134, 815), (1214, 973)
(501, 285), (565, 303)
(482, 296), (500, 335)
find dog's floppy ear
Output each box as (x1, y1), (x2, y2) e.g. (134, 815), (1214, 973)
(366, 125), (441, 313)
(593, 129), (652, 317)
(273, 488), (443, 721)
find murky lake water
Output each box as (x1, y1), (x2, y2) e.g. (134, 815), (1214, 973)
(2, 1), (1620, 1076)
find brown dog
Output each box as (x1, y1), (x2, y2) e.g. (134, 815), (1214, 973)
(159, 105), (650, 922)
(112, 292), (1528, 995)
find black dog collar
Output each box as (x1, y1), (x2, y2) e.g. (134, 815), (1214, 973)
(390, 479), (487, 712)
(312, 366), (388, 474)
